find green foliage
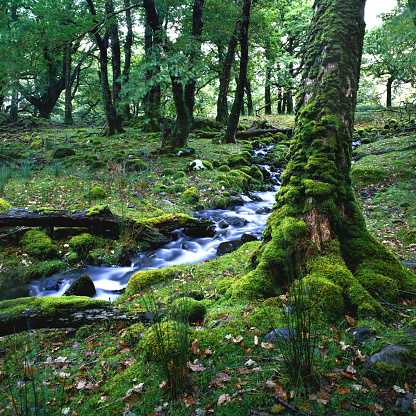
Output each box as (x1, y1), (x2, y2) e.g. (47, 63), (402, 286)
(0, 198), (11, 212)
(68, 233), (95, 254)
(170, 297), (207, 323)
(52, 147), (75, 159)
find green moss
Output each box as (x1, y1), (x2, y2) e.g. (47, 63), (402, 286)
(128, 159), (149, 172)
(85, 205), (108, 216)
(0, 296), (109, 322)
(298, 276), (344, 318)
(68, 233), (95, 253)
(142, 213), (194, 229)
(366, 362), (416, 387)
(303, 179), (336, 197)
(245, 306), (284, 333)
(122, 323), (146, 347)
(173, 171), (187, 180)
(355, 269), (398, 303)
(140, 320), (192, 361)
(170, 297), (207, 323)
(19, 229), (57, 260)
(53, 147), (75, 159)
(217, 165), (231, 172)
(351, 166), (386, 185)
(181, 187), (199, 204)
(228, 268), (275, 300)
(89, 186), (106, 199)
(121, 267), (177, 299)
(0, 198), (11, 213)
(162, 168), (174, 176)
(227, 155), (249, 168)
(30, 140), (42, 150)
(209, 195), (227, 209)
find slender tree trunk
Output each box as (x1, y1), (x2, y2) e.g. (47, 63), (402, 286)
(108, 1), (124, 132)
(169, 76), (191, 148)
(122, 0), (133, 119)
(224, 0), (251, 144)
(409, 0), (416, 26)
(277, 87), (282, 114)
(245, 79), (253, 116)
(64, 43), (74, 124)
(227, 0), (416, 317)
(264, 42), (272, 115)
(386, 76), (393, 107)
(216, 24), (240, 124)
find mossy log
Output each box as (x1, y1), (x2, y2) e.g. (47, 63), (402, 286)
(0, 296), (157, 337)
(0, 208), (215, 248)
(226, 0), (416, 318)
(353, 143), (416, 161)
(197, 128), (292, 139)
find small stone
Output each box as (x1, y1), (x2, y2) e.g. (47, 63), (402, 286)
(265, 326), (297, 342)
(353, 326), (374, 342)
(241, 233), (257, 243)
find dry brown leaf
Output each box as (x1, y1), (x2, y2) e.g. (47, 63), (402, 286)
(218, 393), (230, 406)
(187, 362), (206, 372)
(320, 344), (328, 360)
(274, 381), (287, 401)
(345, 315), (357, 327)
(233, 335), (244, 344)
(270, 404), (285, 413)
(335, 387), (350, 395)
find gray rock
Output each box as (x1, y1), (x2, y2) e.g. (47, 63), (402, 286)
(366, 345), (415, 369)
(241, 233), (258, 243)
(353, 326), (374, 342)
(63, 274), (96, 297)
(218, 220), (229, 229)
(216, 240), (244, 256)
(265, 326), (297, 342)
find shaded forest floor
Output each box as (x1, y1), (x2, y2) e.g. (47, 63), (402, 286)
(1, 111), (416, 415)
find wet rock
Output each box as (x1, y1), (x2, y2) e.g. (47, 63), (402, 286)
(226, 217), (248, 227)
(63, 274), (96, 297)
(239, 195), (252, 203)
(353, 326), (374, 342)
(241, 233), (258, 243)
(44, 278), (65, 291)
(256, 207), (272, 214)
(178, 148), (195, 157)
(226, 196), (244, 208)
(218, 220), (229, 229)
(216, 240), (244, 256)
(265, 326), (297, 342)
(365, 345), (415, 369)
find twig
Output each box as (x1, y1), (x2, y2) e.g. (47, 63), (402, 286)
(275, 395), (316, 416)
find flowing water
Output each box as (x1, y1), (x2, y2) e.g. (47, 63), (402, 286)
(25, 146), (283, 301)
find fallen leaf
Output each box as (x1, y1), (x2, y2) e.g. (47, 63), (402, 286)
(233, 335), (244, 344)
(187, 362), (206, 372)
(320, 344), (328, 360)
(218, 393), (230, 406)
(345, 315), (357, 327)
(159, 381), (167, 389)
(245, 359), (256, 366)
(335, 387), (350, 395)
(270, 404), (285, 413)
(274, 381), (287, 401)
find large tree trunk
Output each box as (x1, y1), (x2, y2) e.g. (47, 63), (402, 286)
(227, 0), (416, 318)
(223, 0), (251, 144)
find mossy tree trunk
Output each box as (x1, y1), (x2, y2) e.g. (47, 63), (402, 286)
(229, 0), (416, 318)
(409, 0), (416, 26)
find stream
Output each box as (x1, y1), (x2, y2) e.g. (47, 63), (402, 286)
(25, 146), (283, 301)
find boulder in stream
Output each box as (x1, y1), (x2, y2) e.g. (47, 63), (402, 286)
(63, 274), (96, 297)
(216, 240), (244, 256)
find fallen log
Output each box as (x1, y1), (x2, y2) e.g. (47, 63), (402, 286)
(353, 143), (416, 161)
(0, 296), (160, 337)
(197, 128), (292, 140)
(0, 208), (215, 248)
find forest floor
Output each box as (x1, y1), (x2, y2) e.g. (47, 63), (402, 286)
(0, 110), (416, 415)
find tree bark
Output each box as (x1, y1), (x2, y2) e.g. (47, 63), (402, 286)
(122, 0), (134, 119)
(409, 0), (416, 26)
(216, 25), (240, 124)
(227, 0), (416, 317)
(223, 0), (251, 144)
(386, 75), (393, 108)
(64, 43), (74, 124)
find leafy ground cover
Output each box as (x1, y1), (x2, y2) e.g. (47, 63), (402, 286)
(0, 112), (416, 415)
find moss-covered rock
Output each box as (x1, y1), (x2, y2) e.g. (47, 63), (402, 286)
(208, 195), (227, 209)
(121, 267), (178, 299)
(63, 274), (96, 297)
(173, 171), (187, 180)
(217, 165), (231, 172)
(170, 297), (207, 323)
(227, 155), (250, 168)
(351, 166), (386, 185)
(53, 147), (75, 159)
(19, 229), (57, 260)
(162, 168), (174, 176)
(181, 187), (199, 204)
(89, 186), (106, 199)
(68, 233), (95, 254)
(0, 198), (11, 213)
